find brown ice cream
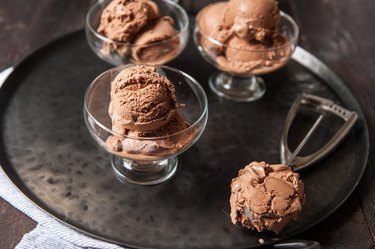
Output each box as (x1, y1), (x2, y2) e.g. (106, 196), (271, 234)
(106, 65), (194, 160)
(97, 0), (180, 64)
(225, 0), (280, 41)
(197, 0), (293, 75)
(230, 161), (304, 234)
(108, 65), (178, 133)
(131, 16), (180, 63)
(197, 2), (231, 51)
(97, 0), (157, 42)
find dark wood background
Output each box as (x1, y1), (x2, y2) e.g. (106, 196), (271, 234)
(0, 0), (374, 248)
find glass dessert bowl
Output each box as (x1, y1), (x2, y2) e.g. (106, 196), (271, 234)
(194, 7), (299, 102)
(84, 64), (208, 185)
(85, 0), (189, 66)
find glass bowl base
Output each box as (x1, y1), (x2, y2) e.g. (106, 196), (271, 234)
(209, 71), (266, 102)
(111, 156), (178, 185)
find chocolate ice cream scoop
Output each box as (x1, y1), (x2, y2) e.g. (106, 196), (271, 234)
(127, 112), (188, 138)
(131, 16), (179, 63)
(108, 65), (178, 133)
(197, 2), (230, 36)
(230, 161), (304, 234)
(196, 0), (292, 76)
(92, 0), (187, 65)
(106, 65), (197, 161)
(217, 35), (289, 74)
(197, 2), (233, 55)
(108, 112), (190, 159)
(98, 0), (159, 43)
(226, 0), (280, 41)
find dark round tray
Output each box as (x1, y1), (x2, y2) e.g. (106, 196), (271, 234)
(0, 30), (369, 248)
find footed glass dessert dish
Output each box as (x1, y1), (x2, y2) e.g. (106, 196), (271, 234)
(194, 7), (299, 102)
(84, 64), (208, 185)
(86, 0), (189, 65)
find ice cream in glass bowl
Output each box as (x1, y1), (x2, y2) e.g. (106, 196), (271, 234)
(84, 64), (208, 185)
(194, 0), (299, 102)
(86, 0), (189, 65)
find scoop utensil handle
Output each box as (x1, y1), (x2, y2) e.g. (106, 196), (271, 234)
(271, 239), (321, 249)
(281, 93), (358, 171)
(286, 114), (324, 167)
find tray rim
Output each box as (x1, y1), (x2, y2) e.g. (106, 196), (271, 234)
(0, 30), (370, 248)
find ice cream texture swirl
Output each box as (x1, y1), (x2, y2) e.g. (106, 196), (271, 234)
(106, 65), (194, 160)
(197, 0), (292, 75)
(230, 161), (305, 233)
(97, 0), (180, 64)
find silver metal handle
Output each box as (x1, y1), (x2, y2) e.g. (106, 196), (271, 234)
(281, 93), (358, 171)
(0, 67), (14, 88)
(271, 239), (321, 249)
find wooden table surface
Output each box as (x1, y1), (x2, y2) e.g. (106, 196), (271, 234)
(0, 0), (374, 248)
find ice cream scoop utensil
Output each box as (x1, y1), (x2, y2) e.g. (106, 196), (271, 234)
(237, 93), (355, 238)
(281, 93), (358, 171)
(286, 113), (324, 167)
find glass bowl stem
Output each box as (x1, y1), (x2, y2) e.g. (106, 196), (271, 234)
(209, 71), (266, 102)
(111, 156), (178, 185)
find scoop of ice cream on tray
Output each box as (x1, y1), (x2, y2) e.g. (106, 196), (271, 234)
(86, 0), (189, 65)
(230, 161), (305, 234)
(194, 0), (299, 102)
(229, 93), (358, 234)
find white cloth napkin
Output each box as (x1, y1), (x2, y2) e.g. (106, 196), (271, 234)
(0, 68), (124, 249)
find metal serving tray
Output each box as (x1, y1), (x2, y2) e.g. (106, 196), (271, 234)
(0, 31), (369, 248)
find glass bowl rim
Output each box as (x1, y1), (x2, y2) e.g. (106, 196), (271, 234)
(195, 11), (299, 53)
(84, 64), (208, 141)
(85, 0), (190, 48)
